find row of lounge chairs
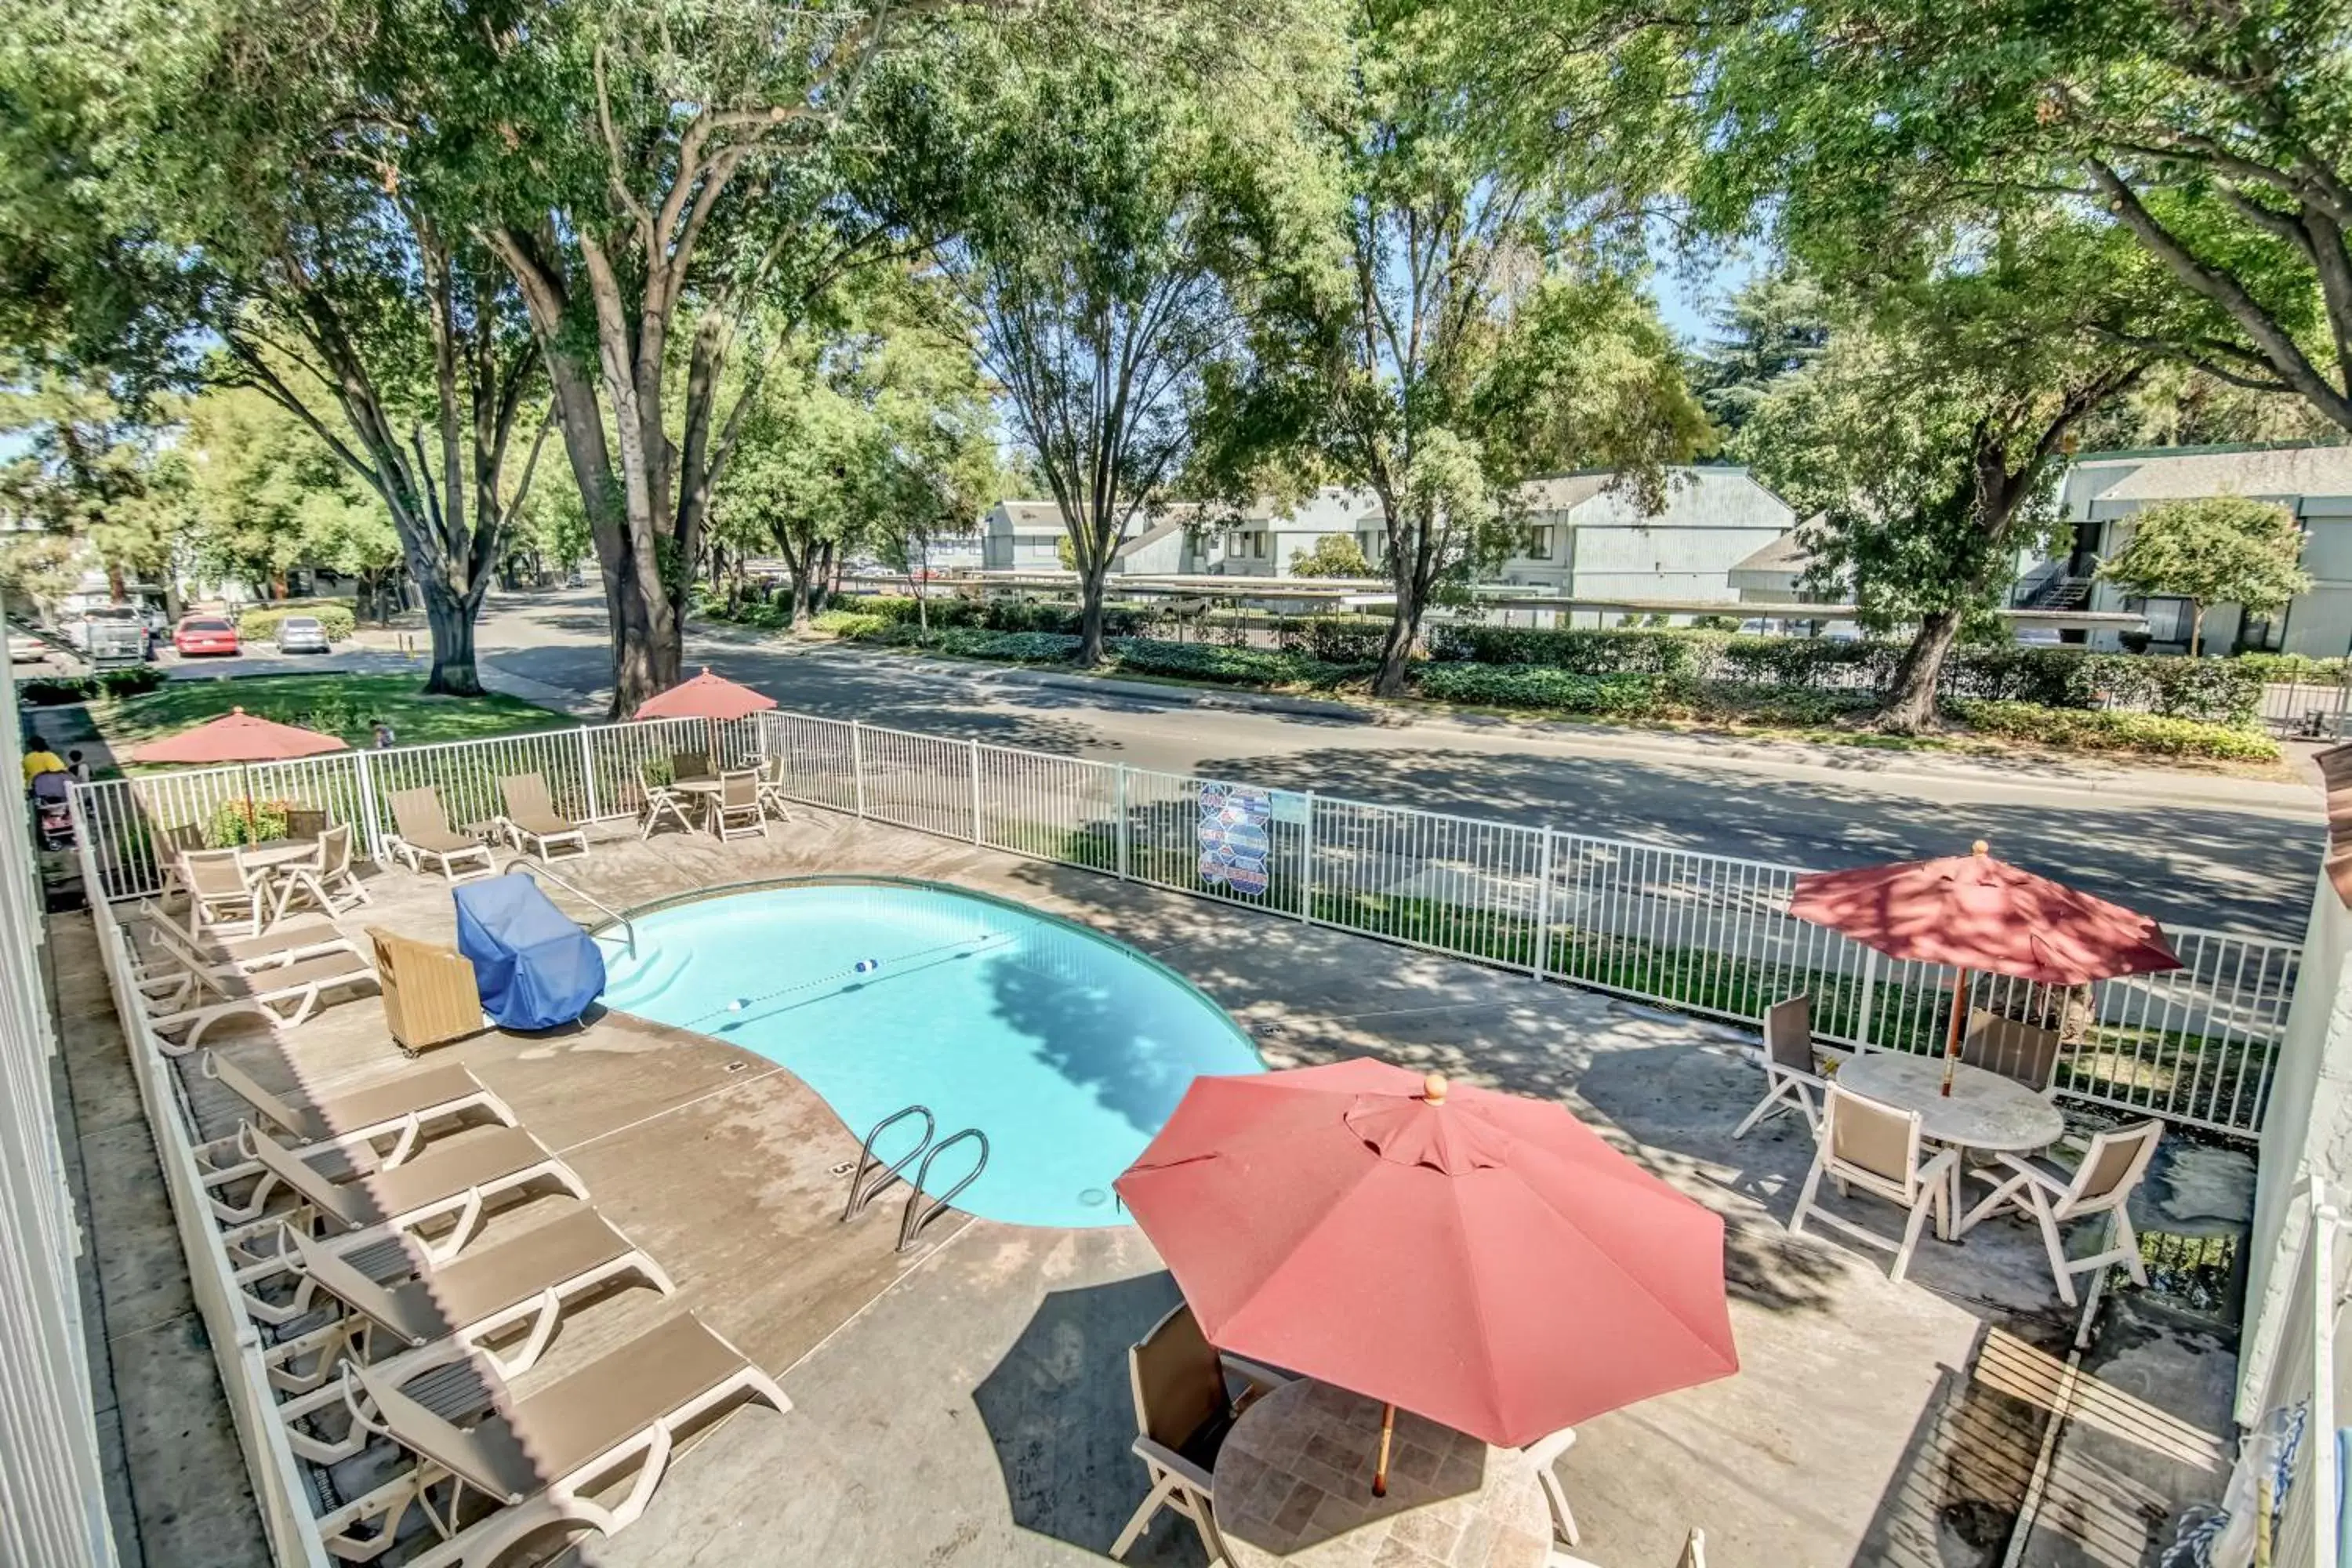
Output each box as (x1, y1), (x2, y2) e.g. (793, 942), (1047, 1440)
(128, 984), (787, 1563)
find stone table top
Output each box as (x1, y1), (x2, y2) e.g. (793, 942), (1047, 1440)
(1835, 1051), (2067, 1152)
(1215, 1379), (1551, 1568)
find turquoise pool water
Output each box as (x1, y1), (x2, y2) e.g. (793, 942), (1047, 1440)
(594, 880), (1265, 1228)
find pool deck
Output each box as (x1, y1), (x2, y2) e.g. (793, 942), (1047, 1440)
(63, 806), (2253, 1568)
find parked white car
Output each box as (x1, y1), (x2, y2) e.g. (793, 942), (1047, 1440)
(275, 615), (331, 655)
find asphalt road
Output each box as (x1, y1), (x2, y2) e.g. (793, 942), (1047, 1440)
(470, 589), (2323, 939)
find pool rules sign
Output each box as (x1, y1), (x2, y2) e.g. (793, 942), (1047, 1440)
(1196, 782), (1274, 897)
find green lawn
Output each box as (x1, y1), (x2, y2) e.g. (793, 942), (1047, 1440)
(92, 674), (576, 766)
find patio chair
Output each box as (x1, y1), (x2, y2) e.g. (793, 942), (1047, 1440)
(143, 946), (381, 1053)
(707, 768), (765, 842)
(1788, 1085), (1958, 1285)
(314, 1312), (788, 1568)
(1555, 1527), (1706, 1568)
(261, 1203), (674, 1417)
(1956, 1120), (2163, 1306)
(284, 807), (328, 841)
(755, 753), (795, 823)
(1960, 1007), (2063, 1098)
(366, 927), (484, 1057)
(1732, 995), (1828, 1140)
(671, 750), (712, 782)
(1524, 1426), (1582, 1548)
(637, 762), (694, 840)
(179, 848), (267, 938)
(194, 1053), (517, 1221)
(386, 787), (496, 883)
(496, 771), (589, 863)
(1110, 1301), (1293, 1563)
(223, 1120), (586, 1267)
(270, 824), (371, 921)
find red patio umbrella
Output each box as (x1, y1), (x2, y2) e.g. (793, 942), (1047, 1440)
(128, 706), (349, 839)
(1788, 840), (2181, 1096)
(631, 666), (777, 721)
(1115, 1059), (1737, 1491)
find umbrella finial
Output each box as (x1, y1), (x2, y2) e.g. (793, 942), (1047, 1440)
(1423, 1072), (1448, 1105)
(232, 706), (245, 715)
(1971, 839), (1990, 857)
(700, 666), (711, 676)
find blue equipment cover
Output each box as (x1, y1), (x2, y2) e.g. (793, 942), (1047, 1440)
(452, 874), (606, 1030)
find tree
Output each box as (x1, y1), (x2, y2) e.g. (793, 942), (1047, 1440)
(1690, 0), (2352, 441)
(184, 389), (394, 604)
(1288, 534), (1374, 578)
(944, 37), (1245, 665)
(1690, 270), (1829, 442)
(1203, 4), (1707, 695)
(0, 0), (546, 694)
(1736, 225), (2153, 731)
(0, 369), (190, 608)
(2096, 496), (2310, 656)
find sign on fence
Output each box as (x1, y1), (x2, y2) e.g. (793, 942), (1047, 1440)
(1197, 782), (1274, 897)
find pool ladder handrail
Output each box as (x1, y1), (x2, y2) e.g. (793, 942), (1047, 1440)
(505, 862), (637, 956)
(842, 1105), (936, 1223)
(898, 1128), (990, 1254)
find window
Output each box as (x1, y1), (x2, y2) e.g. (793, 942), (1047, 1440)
(1250, 533), (1269, 559)
(1519, 525), (1553, 560)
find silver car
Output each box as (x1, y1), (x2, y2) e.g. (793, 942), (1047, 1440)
(275, 615), (330, 655)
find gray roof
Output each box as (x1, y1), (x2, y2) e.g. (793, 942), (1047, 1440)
(2093, 445), (2352, 503)
(1516, 474), (1615, 513)
(1727, 529), (1812, 575)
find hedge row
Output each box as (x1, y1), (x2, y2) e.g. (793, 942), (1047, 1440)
(1425, 624), (2263, 726)
(18, 668), (169, 705)
(237, 603), (356, 642)
(842, 621), (1354, 687)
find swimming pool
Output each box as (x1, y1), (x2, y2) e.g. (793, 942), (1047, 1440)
(594, 880), (1265, 1228)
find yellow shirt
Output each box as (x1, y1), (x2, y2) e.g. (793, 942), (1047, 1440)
(21, 750), (64, 785)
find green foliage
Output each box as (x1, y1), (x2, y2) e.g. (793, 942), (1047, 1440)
(235, 604), (357, 643)
(204, 797), (292, 848)
(18, 669), (165, 706)
(1947, 702), (2280, 763)
(1690, 270), (1829, 441)
(185, 390), (393, 598)
(2239, 653), (2350, 684)
(811, 610), (890, 638)
(1275, 614), (1392, 662)
(1287, 534), (1374, 578)
(100, 675), (574, 752)
(0, 369), (190, 596)
(1414, 664), (1662, 715)
(1109, 639), (1342, 686)
(2096, 496), (2313, 654)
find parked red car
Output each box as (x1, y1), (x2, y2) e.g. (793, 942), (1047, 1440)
(172, 615), (241, 657)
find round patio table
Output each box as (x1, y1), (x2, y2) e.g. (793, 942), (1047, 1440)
(1214, 1378), (1551, 1568)
(1834, 1051), (2067, 1240)
(670, 777), (728, 836)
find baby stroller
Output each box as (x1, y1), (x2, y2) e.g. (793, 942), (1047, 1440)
(29, 771), (72, 850)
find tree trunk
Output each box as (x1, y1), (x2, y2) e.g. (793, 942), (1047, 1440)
(1374, 583), (1422, 697)
(1875, 607), (1964, 733)
(789, 568), (813, 630)
(2189, 602), (2205, 657)
(420, 582), (485, 696)
(608, 568), (680, 711)
(1077, 559), (1115, 666)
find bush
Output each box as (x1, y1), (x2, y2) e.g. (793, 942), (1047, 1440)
(1414, 663), (1663, 715)
(1275, 614), (1392, 665)
(1109, 638), (1334, 686)
(18, 677), (96, 705)
(237, 602), (356, 643)
(97, 667), (166, 697)
(813, 609), (889, 638)
(1947, 700), (2279, 761)
(2239, 652), (2348, 684)
(204, 796), (292, 847)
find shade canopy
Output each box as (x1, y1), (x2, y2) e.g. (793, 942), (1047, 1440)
(632, 667), (776, 722)
(1114, 1058), (1738, 1449)
(1788, 841), (2181, 987)
(126, 707), (349, 765)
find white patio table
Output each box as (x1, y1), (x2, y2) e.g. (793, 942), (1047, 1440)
(1835, 1051), (2067, 1241)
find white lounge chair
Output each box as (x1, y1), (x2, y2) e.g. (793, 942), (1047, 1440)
(1789, 1085), (1958, 1284)
(1525, 1425), (1581, 1547)
(143, 946), (381, 1052)
(1957, 1120), (2162, 1306)
(176, 847), (267, 938)
(315, 1312), (788, 1568)
(1555, 1526), (1707, 1568)
(1733, 994), (1828, 1140)
(132, 903), (358, 988)
(387, 788), (496, 882)
(495, 772), (589, 862)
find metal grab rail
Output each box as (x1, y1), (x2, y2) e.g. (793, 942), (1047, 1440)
(503, 862), (637, 956)
(898, 1127), (989, 1253)
(842, 1105), (936, 1223)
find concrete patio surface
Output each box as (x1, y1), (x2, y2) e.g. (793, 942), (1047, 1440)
(66, 804), (2251, 1567)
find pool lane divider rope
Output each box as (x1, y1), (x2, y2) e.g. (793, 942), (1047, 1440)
(664, 913), (1051, 1031)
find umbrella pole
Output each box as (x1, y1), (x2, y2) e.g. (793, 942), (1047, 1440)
(1940, 965), (1969, 1096)
(1372, 1401), (1395, 1497)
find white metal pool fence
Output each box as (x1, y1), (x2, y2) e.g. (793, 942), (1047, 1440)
(71, 708), (2299, 1138)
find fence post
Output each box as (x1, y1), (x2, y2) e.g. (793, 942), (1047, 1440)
(1531, 826), (1552, 978)
(1855, 947), (1880, 1053)
(351, 750), (385, 863)
(1294, 793), (1315, 923)
(578, 726), (601, 823)
(850, 721), (866, 819)
(968, 739), (982, 845)
(1114, 764), (1130, 881)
